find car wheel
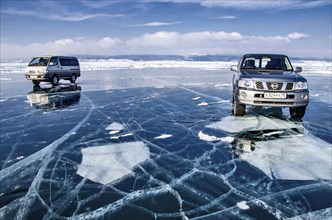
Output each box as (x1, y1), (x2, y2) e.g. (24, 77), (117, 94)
(233, 101), (246, 116)
(32, 80), (40, 86)
(69, 73), (77, 83)
(51, 75), (59, 86)
(289, 106), (306, 119)
(232, 91), (246, 116)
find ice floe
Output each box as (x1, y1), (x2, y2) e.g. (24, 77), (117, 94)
(76, 142), (150, 185)
(106, 122), (125, 135)
(204, 115), (332, 180)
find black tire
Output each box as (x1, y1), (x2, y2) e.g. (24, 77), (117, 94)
(51, 75), (59, 86)
(233, 101), (246, 116)
(69, 73), (77, 83)
(289, 106), (306, 119)
(232, 90), (246, 116)
(32, 80), (40, 86)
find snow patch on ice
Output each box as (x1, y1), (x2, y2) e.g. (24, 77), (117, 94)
(197, 102), (209, 106)
(76, 142), (150, 185)
(237, 201), (250, 210)
(215, 83), (232, 87)
(109, 130), (120, 135)
(198, 131), (234, 143)
(154, 134), (173, 139)
(110, 133), (134, 139)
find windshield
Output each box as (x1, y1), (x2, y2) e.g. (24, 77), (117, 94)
(241, 55), (293, 71)
(28, 57), (50, 66)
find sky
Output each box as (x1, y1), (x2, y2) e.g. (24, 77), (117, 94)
(0, 0), (331, 60)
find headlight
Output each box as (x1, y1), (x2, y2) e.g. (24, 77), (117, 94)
(294, 82), (308, 90)
(238, 79), (254, 89)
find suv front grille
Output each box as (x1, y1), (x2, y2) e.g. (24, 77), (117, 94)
(286, 83), (293, 90)
(255, 81), (294, 91)
(255, 82), (264, 90)
(266, 82), (283, 90)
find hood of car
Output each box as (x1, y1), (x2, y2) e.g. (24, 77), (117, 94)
(239, 70), (306, 81)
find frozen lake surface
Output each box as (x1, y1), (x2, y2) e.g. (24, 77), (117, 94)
(0, 64), (331, 219)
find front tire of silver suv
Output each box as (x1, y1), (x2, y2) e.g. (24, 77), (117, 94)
(289, 106), (306, 119)
(232, 91), (246, 116)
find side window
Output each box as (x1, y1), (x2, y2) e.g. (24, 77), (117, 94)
(69, 59), (79, 66)
(49, 57), (58, 66)
(59, 58), (69, 66)
(284, 57), (293, 70)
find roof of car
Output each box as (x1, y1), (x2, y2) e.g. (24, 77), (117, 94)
(34, 55), (78, 59)
(243, 54), (288, 57)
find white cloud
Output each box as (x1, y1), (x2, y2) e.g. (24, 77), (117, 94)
(97, 37), (123, 48)
(1, 8), (122, 22)
(159, 0), (331, 10)
(220, 16), (237, 19)
(287, 32), (309, 39)
(156, 0), (332, 10)
(0, 31), (325, 60)
(127, 31), (180, 47)
(136, 21), (183, 27)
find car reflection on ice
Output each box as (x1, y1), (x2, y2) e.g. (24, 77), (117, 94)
(27, 85), (81, 110)
(200, 112), (331, 181)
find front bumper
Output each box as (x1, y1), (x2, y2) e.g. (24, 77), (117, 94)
(25, 74), (47, 81)
(237, 89), (309, 107)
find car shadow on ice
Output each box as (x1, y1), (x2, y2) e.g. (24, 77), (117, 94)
(201, 109), (332, 181)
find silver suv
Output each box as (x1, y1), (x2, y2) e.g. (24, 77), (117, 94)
(231, 54), (309, 118)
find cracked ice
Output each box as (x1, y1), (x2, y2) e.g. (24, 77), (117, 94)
(0, 67), (331, 219)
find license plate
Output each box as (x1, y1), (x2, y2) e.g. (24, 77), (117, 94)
(30, 75), (37, 79)
(264, 93), (286, 99)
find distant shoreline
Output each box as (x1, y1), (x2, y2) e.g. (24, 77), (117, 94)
(1, 54), (331, 63)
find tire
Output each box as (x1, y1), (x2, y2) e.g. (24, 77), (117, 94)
(69, 73), (77, 83)
(233, 101), (246, 116)
(32, 80), (40, 86)
(232, 90), (246, 116)
(51, 75), (59, 86)
(289, 106), (306, 119)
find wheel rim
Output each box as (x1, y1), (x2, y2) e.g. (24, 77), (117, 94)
(71, 74), (76, 82)
(52, 76), (58, 85)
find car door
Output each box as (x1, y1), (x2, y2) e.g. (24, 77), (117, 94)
(59, 58), (70, 78)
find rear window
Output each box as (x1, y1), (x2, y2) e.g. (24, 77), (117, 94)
(69, 59), (79, 66)
(28, 57), (50, 66)
(59, 58), (79, 66)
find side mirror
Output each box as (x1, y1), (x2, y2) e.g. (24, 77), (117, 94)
(295, 67), (302, 73)
(230, 65), (238, 72)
